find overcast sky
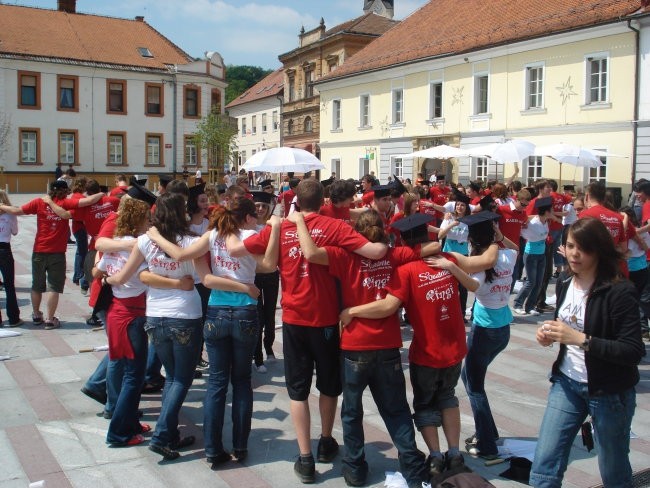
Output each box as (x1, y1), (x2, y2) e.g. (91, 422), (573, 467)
(13, 0), (429, 68)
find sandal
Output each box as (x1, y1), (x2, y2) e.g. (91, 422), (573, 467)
(109, 434), (144, 448)
(139, 422), (152, 433)
(32, 311), (44, 324)
(44, 317), (61, 330)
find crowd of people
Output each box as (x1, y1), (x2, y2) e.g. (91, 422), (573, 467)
(0, 167), (646, 488)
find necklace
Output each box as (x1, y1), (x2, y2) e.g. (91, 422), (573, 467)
(569, 278), (588, 326)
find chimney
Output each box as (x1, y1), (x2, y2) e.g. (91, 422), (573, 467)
(57, 0), (76, 13)
(135, 15), (145, 22)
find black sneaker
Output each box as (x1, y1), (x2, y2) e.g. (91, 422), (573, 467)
(427, 454), (445, 477)
(445, 452), (465, 471)
(294, 455), (315, 484)
(316, 435), (339, 462)
(81, 386), (107, 405)
(342, 464), (367, 487)
(86, 315), (102, 327)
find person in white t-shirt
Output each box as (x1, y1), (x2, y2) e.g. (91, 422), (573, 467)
(145, 198), (280, 467)
(106, 193), (203, 460)
(0, 190), (21, 326)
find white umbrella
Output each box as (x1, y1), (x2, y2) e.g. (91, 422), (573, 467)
(534, 143), (603, 185)
(242, 147), (325, 173)
(399, 144), (470, 159)
(473, 139), (536, 164)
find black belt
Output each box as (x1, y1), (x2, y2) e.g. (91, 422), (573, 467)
(0, 242), (11, 249)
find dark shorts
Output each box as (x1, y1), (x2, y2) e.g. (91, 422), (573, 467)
(32, 252), (66, 294)
(410, 361), (461, 429)
(282, 323), (341, 400)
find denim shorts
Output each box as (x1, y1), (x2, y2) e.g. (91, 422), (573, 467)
(410, 361), (461, 429)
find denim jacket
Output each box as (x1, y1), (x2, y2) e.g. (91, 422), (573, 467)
(552, 274), (644, 395)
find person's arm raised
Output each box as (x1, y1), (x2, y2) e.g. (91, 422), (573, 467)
(77, 192), (104, 207)
(253, 215), (282, 272)
(42, 195), (71, 219)
(286, 211), (328, 265)
(425, 255), (480, 292)
(105, 245), (146, 286)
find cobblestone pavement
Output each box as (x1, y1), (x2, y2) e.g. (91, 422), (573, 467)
(0, 193), (648, 488)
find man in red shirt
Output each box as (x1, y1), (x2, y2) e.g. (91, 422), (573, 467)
(109, 173), (129, 197)
(0, 181), (103, 329)
(319, 179), (366, 224)
(279, 178), (299, 217)
(340, 214), (472, 480)
(581, 181), (628, 253)
(229, 179), (387, 484)
(498, 189), (531, 288)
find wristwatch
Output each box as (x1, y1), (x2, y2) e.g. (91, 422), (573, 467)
(579, 335), (591, 351)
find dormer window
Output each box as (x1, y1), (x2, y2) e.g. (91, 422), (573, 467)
(138, 47), (154, 58)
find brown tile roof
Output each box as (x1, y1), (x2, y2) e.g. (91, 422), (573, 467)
(0, 4), (192, 71)
(325, 12), (399, 37)
(226, 68), (284, 108)
(321, 0), (647, 82)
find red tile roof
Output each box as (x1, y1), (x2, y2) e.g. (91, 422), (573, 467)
(325, 12), (398, 37)
(321, 0), (647, 81)
(226, 68), (284, 108)
(0, 4), (192, 71)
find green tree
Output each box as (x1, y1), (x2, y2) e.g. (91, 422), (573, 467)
(225, 65), (273, 104)
(193, 108), (238, 184)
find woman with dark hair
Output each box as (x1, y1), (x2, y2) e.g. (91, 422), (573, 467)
(455, 212), (519, 459)
(288, 208), (443, 488)
(106, 193), (203, 460)
(146, 198), (280, 467)
(530, 217), (644, 487)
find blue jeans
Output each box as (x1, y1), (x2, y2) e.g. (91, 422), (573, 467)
(0, 247), (20, 323)
(341, 349), (427, 486)
(145, 341), (163, 384)
(461, 324), (510, 455)
(514, 252), (545, 312)
(530, 373), (636, 488)
(203, 306), (259, 456)
(73, 228), (88, 289)
(146, 316), (202, 448)
(106, 317), (147, 444)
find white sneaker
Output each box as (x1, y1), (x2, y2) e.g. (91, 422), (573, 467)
(529, 309), (541, 316)
(513, 308), (527, 315)
(256, 364), (267, 374)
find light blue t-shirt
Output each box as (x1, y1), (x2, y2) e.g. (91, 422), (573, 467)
(524, 239), (546, 255)
(208, 289), (256, 307)
(473, 301), (512, 328)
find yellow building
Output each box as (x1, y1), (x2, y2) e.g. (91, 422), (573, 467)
(316, 0), (649, 197)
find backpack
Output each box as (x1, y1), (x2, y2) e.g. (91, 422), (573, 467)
(434, 471), (496, 488)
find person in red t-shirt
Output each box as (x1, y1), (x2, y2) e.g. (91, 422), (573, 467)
(359, 174), (376, 207)
(0, 181), (103, 329)
(340, 214), (478, 479)
(110, 173), (129, 197)
(581, 181), (628, 252)
(497, 188), (531, 288)
(228, 179), (388, 483)
(279, 177), (299, 217)
(289, 209), (439, 487)
(466, 181), (483, 206)
(319, 179), (367, 225)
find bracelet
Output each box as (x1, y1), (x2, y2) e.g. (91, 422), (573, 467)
(496, 237), (504, 243)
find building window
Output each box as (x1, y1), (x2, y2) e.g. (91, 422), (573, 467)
(304, 68), (314, 98)
(58, 130), (78, 164)
(587, 56), (608, 104)
(272, 111), (279, 131)
(184, 85), (200, 118)
(430, 82), (442, 119)
(392, 89), (403, 123)
(18, 71), (41, 109)
(526, 66), (544, 109)
(391, 156), (403, 178)
(240, 150), (246, 165)
(262, 113), (267, 133)
(304, 116), (313, 133)
(332, 99), (341, 130)
(287, 120), (294, 135)
(145, 82), (163, 116)
(475, 157), (488, 180)
(589, 153), (607, 183)
(184, 136), (199, 166)
(359, 94), (370, 128)
(241, 118), (247, 136)
(57, 75), (78, 111)
(107, 132), (127, 165)
(475, 75), (489, 114)
(251, 115), (257, 135)
(288, 76), (295, 102)
(331, 158), (341, 178)
(19, 128), (40, 164)
(526, 156), (543, 183)
(146, 134), (163, 166)
(107, 79), (127, 114)
(211, 89), (222, 113)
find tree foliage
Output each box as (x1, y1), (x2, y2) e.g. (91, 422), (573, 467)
(225, 65), (273, 105)
(193, 108), (238, 183)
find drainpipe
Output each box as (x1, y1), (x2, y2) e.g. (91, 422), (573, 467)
(171, 71), (178, 177)
(627, 19), (640, 184)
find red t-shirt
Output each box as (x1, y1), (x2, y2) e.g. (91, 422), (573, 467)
(361, 190), (374, 207)
(70, 192), (85, 234)
(549, 192), (571, 231)
(497, 203), (528, 243)
(88, 211), (120, 308)
(386, 254), (467, 368)
(580, 204), (626, 245)
(280, 189), (295, 217)
(327, 246), (419, 350)
(75, 196), (121, 250)
(244, 213), (369, 326)
(319, 203), (352, 225)
(109, 186), (128, 197)
(21, 197), (79, 253)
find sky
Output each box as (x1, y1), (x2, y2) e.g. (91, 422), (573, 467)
(11, 0), (429, 69)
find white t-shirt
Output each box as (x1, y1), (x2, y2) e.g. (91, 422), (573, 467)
(0, 213), (18, 242)
(189, 219), (209, 236)
(520, 216), (548, 243)
(472, 248), (517, 309)
(209, 228), (257, 283)
(558, 278), (588, 383)
(562, 203), (577, 226)
(440, 217), (469, 243)
(97, 236), (147, 298)
(137, 234), (202, 319)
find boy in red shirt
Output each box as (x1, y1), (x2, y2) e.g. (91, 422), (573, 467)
(229, 179), (387, 484)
